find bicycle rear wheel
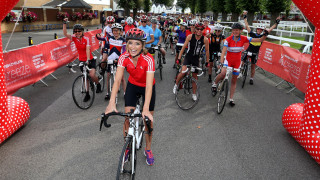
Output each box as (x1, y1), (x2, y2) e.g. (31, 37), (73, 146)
(72, 75), (95, 109)
(217, 80), (228, 114)
(241, 62), (248, 88)
(175, 76), (200, 110)
(116, 136), (136, 180)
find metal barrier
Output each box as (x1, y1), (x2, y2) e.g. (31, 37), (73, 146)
(22, 24), (69, 32)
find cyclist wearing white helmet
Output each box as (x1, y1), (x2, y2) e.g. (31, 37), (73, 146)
(138, 15), (155, 49)
(103, 16), (115, 37)
(186, 19), (197, 36)
(124, 17), (136, 34)
(242, 11), (280, 85)
(202, 18), (211, 38)
(208, 23), (225, 83)
(174, 22), (188, 66)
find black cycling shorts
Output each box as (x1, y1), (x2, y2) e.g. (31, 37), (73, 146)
(125, 82), (156, 111)
(176, 45), (182, 53)
(80, 58), (96, 72)
(209, 52), (220, 62)
(241, 52), (258, 64)
(183, 54), (199, 67)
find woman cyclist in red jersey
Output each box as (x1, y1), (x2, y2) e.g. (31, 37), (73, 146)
(62, 18), (102, 102)
(105, 28), (156, 166)
(186, 19), (197, 37)
(211, 22), (268, 106)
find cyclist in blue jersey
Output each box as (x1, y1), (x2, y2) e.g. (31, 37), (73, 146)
(150, 18), (166, 64)
(138, 15), (155, 50)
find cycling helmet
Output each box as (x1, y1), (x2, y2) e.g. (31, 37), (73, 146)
(189, 19), (196, 25)
(141, 15), (148, 21)
(214, 23), (223, 31)
(203, 18), (209, 22)
(73, 24), (84, 33)
(121, 20), (125, 24)
(125, 28), (147, 42)
(150, 18), (157, 24)
(256, 25), (266, 30)
(126, 17), (133, 24)
(180, 22), (188, 27)
(111, 23), (123, 30)
(195, 23), (205, 29)
(231, 22), (244, 30)
(106, 16), (115, 23)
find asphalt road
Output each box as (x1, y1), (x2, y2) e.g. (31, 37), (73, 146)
(1, 27), (319, 179)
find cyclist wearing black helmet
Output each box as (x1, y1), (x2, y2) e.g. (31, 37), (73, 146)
(63, 18), (102, 102)
(211, 22), (268, 106)
(242, 11), (280, 85)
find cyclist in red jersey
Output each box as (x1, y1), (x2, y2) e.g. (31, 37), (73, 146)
(63, 19), (102, 102)
(105, 28), (156, 166)
(124, 17), (136, 34)
(186, 19), (196, 37)
(202, 18), (211, 38)
(211, 22), (268, 106)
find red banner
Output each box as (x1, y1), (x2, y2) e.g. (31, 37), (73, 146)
(257, 41), (311, 93)
(4, 29), (101, 95)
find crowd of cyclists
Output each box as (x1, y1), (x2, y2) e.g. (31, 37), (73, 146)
(63, 11), (280, 167)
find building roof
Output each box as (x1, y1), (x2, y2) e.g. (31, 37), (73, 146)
(61, 0), (92, 9)
(42, 0), (66, 7)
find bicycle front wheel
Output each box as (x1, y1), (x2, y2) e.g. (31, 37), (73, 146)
(175, 77), (200, 110)
(241, 62), (248, 88)
(217, 80), (229, 114)
(116, 137), (136, 180)
(72, 75), (95, 109)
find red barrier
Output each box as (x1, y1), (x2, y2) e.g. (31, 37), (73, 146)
(3, 29), (101, 95)
(257, 41), (311, 93)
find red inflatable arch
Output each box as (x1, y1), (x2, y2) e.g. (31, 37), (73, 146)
(282, 0), (320, 164)
(0, 0), (30, 143)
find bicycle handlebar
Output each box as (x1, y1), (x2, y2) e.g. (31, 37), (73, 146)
(99, 112), (153, 134)
(181, 66), (204, 77)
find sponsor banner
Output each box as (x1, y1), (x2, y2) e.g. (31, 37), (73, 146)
(3, 29), (101, 95)
(257, 41), (311, 93)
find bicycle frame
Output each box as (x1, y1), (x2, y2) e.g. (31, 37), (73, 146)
(81, 64), (91, 93)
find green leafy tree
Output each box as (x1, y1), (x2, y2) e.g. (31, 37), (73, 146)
(116, 0), (134, 16)
(153, 0), (174, 6)
(143, 0), (151, 14)
(264, 0), (287, 26)
(211, 0), (227, 21)
(187, 0), (197, 14)
(237, 0), (261, 24)
(177, 0), (188, 14)
(225, 0), (242, 22)
(197, 0), (207, 17)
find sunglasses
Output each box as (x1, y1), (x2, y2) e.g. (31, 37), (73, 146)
(190, 25), (195, 26)
(216, 30), (221, 32)
(141, 21), (147, 23)
(108, 22), (113, 24)
(74, 31), (82, 33)
(196, 28), (203, 31)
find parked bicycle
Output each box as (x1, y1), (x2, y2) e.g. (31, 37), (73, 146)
(175, 65), (204, 110)
(212, 66), (240, 114)
(100, 95), (152, 180)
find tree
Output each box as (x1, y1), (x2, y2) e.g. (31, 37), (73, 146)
(237, 0), (261, 24)
(197, 0), (207, 17)
(153, 0), (174, 6)
(225, 0), (242, 22)
(264, 0), (287, 27)
(187, 0), (197, 14)
(211, 0), (227, 21)
(177, 0), (188, 14)
(116, 0), (134, 16)
(143, 0), (151, 14)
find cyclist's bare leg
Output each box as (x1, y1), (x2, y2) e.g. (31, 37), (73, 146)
(123, 107), (135, 137)
(106, 72), (110, 93)
(89, 69), (99, 84)
(251, 63), (256, 78)
(209, 62), (213, 75)
(214, 67), (226, 84)
(145, 111), (154, 150)
(230, 74), (238, 99)
(101, 53), (108, 68)
(121, 76), (126, 93)
(160, 47), (166, 58)
(192, 73), (198, 94)
(175, 65), (188, 85)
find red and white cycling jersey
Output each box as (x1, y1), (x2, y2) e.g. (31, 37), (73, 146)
(118, 52), (155, 87)
(71, 35), (93, 61)
(224, 35), (252, 61)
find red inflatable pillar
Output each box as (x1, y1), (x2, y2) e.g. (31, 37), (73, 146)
(0, 0), (30, 143)
(282, 0), (320, 164)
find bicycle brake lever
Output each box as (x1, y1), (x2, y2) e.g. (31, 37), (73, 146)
(145, 117), (153, 134)
(100, 113), (111, 131)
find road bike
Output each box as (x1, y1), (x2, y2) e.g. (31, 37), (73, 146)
(240, 51), (255, 88)
(199, 45), (207, 77)
(212, 66), (240, 114)
(154, 45), (164, 80)
(100, 96), (152, 180)
(212, 51), (222, 75)
(72, 62), (96, 109)
(175, 65), (204, 110)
